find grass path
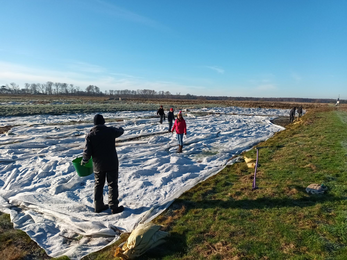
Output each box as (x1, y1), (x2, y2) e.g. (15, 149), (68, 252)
(1, 106), (347, 260)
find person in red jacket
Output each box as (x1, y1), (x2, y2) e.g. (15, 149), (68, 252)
(171, 111), (187, 153)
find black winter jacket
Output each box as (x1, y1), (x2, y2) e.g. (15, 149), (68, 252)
(168, 111), (175, 122)
(157, 108), (165, 116)
(83, 125), (124, 172)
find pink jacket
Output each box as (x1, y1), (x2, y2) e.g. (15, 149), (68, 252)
(172, 118), (187, 134)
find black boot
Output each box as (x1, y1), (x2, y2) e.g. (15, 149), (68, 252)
(111, 206), (124, 214)
(95, 204), (109, 213)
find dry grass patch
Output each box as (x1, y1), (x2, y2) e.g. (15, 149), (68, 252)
(0, 213), (51, 260)
(303, 163), (318, 171)
(0, 245), (26, 260)
(155, 205), (187, 230)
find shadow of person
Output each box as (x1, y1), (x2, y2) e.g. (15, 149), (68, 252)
(140, 231), (188, 259)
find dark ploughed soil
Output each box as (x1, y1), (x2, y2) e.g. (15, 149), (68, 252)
(0, 126), (12, 134)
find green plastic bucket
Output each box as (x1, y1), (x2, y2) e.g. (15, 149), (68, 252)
(72, 157), (93, 177)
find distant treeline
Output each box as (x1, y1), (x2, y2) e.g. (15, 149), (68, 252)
(0, 82), (342, 104)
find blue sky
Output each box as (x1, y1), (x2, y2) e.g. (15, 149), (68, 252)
(1, 0), (346, 99)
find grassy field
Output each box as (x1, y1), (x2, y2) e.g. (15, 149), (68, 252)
(1, 102), (346, 259)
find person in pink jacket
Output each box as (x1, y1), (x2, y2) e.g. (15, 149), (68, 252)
(171, 111), (187, 153)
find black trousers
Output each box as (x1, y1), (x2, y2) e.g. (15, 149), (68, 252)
(94, 169), (119, 211)
(159, 115), (165, 124)
(168, 120), (173, 131)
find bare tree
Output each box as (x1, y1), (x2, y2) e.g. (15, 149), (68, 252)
(30, 83), (38, 94)
(0, 85), (11, 94)
(24, 83), (30, 93)
(61, 83), (68, 94)
(54, 82), (60, 94)
(86, 85), (101, 95)
(36, 83), (45, 94)
(86, 85), (94, 94)
(10, 82), (19, 94)
(46, 81), (53, 95)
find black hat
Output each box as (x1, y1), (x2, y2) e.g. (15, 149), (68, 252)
(94, 114), (105, 125)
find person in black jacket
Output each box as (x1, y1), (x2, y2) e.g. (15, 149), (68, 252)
(289, 107), (296, 123)
(167, 108), (175, 132)
(82, 114), (124, 214)
(157, 105), (165, 124)
(297, 106), (303, 118)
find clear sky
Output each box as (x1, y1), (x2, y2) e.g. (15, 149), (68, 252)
(1, 0), (346, 99)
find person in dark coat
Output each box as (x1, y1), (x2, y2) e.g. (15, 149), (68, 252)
(157, 105), (165, 124)
(167, 108), (175, 132)
(82, 114), (124, 214)
(297, 106), (303, 118)
(289, 107), (296, 123)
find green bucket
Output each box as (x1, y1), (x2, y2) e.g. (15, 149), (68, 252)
(72, 157), (93, 177)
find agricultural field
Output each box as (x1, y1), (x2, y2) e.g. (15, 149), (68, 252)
(0, 94), (325, 117)
(1, 96), (345, 260)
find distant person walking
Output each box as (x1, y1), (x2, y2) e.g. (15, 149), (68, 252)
(82, 114), (125, 214)
(167, 108), (175, 132)
(289, 107), (296, 123)
(157, 105), (165, 124)
(297, 106), (303, 118)
(336, 98), (340, 106)
(171, 111), (187, 153)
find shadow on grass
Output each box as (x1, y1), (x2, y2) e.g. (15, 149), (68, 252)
(136, 194), (342, 259)
(178, 193), (342, 211)
(139, 231), (188, 260)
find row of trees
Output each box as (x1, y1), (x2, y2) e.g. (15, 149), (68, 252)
(0, 82), (174, 96)
(1, 82), (100, 95)
(0, 81), (341, 104)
